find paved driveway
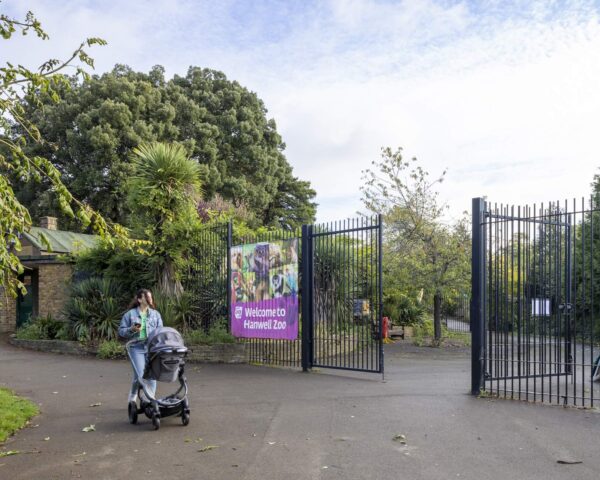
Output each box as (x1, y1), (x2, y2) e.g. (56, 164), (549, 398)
(1, 338), (599, 480)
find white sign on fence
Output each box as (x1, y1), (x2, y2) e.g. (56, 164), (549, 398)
(531, 298), (551, 316)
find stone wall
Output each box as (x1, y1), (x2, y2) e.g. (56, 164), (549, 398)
(187, 343), (248, 363)
(8, 336), (250, 364)
(0, 289), (17, 333)
(37, 263), (72, 320)
(8, 337), (94, 355)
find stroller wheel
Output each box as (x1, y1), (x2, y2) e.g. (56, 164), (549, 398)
(152, 414), (160, 430)
(181, 412), (190, 426)
(128, 401), (138, 425)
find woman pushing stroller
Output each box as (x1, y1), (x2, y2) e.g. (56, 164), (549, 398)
(118, 288), (190, 430)
(118, 288), (163, 402)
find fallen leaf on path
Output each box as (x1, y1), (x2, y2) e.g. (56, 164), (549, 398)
(43, 437), (50, 441)
(89, 402), (102, 407)
(72, 452), (86, 457)
(268, 442), (276, 445)
(393, 434), (407, 444)
(81, 425), (95, 432)
(0, 451), (20, 458)
(557, 460), (583, 465)
(194, 438), (203, 443)
(198, 446), (219, 452)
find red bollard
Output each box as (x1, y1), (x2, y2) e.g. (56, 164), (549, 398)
(382, 316), (389, 339)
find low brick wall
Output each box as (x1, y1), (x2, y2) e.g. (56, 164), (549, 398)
(187, 343), (248, 364)
(8, 336), (94, 356)
(8, 336), (249, 364)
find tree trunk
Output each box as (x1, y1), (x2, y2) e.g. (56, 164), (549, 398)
(433, 292), (442, 342)
(157, 258), (183, 299)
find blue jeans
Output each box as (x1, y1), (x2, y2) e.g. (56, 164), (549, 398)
(129, 342), (156, 397)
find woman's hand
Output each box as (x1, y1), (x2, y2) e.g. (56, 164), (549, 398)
(130, 323), (142, 333)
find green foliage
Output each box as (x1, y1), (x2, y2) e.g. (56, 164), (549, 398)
(0, 387), (39, 443)
(153, 290), (198, 331)
(183, 324), (235, 345)
(97, 339), (125, 359)
(74, 240), (154, 293)
(311, 234), (376, 334)
(414, 317), (435, 338)
(15, 314), (70, 340)
(15, 65), (316, 231)
(64, 277), (126, 342)
(362, 146), (471, 339)
(15, 322), (43, 340)
(0, 7), (135, 298)
(383, 291), (424, 326)
(573, 173), (600, 340)
(127, 142), (202, 296)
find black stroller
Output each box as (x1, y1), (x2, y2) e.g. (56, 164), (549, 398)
(126, 327), (190, 430)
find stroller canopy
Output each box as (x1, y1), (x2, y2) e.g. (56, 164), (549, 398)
(147, 327), (187, 354)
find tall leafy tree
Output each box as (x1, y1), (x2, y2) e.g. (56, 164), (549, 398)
(0, 6), (133, 297)
(361, 147), (470, 340)
(16, 65), (316, 230)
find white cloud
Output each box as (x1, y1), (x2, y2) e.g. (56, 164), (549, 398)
(5, 0), (600, 222)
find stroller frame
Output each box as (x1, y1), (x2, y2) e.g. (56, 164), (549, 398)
(126, 339), (190, 430)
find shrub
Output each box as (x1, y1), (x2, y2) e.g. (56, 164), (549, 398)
(74, 242), (154, 294)
(413, 317), (434, 338)
(383, 291), (425, 326)
(97, 339), (125, 359)
(64, 277), (127, 342)
(184, 324), (235, 345)
(154, 290), (198, 331)
(15, 315), (69, 340)
(15, 322), (43, 340)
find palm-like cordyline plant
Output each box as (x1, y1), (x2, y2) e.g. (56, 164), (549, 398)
(127, 142), (202, 297)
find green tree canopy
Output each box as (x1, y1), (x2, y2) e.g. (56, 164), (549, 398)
(15, 65), (316, 230)
(0, 6), (135, 297)
(361, 147), (470, 340)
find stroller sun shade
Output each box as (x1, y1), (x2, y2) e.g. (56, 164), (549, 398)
(147, 327), (188, 354)
(144, 327), (188, 383)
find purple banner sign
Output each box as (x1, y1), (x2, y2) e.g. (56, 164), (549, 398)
(231, 296), (298, 340)
(230, 239), (299, 340)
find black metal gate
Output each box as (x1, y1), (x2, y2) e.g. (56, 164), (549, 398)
(302, 217), (383, 374)
(186, 215), (384, 375)
(472, 198), (600, 407)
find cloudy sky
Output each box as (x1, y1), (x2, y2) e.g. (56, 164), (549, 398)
(6, 0), (600, 222)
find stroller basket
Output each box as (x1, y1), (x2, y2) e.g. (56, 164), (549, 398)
(144, 327), (188, 383)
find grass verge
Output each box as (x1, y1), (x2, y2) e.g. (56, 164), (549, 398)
(0, 388), (39, 444)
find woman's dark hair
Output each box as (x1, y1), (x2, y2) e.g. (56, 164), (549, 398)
(128, 288), (155, 310)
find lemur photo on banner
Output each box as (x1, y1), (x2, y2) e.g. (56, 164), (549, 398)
(230, 238), (299, 340)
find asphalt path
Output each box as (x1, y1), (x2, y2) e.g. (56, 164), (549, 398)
(1, 337), (599, 480)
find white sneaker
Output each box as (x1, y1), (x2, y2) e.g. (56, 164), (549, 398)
(128, 392), (138, 403)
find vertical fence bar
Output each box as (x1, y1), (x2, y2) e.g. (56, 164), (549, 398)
(378, 214), (384, 375)
(472, 198), (485, 395)
(226, 221), (232, 328)
(301, 224), (312, 371)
